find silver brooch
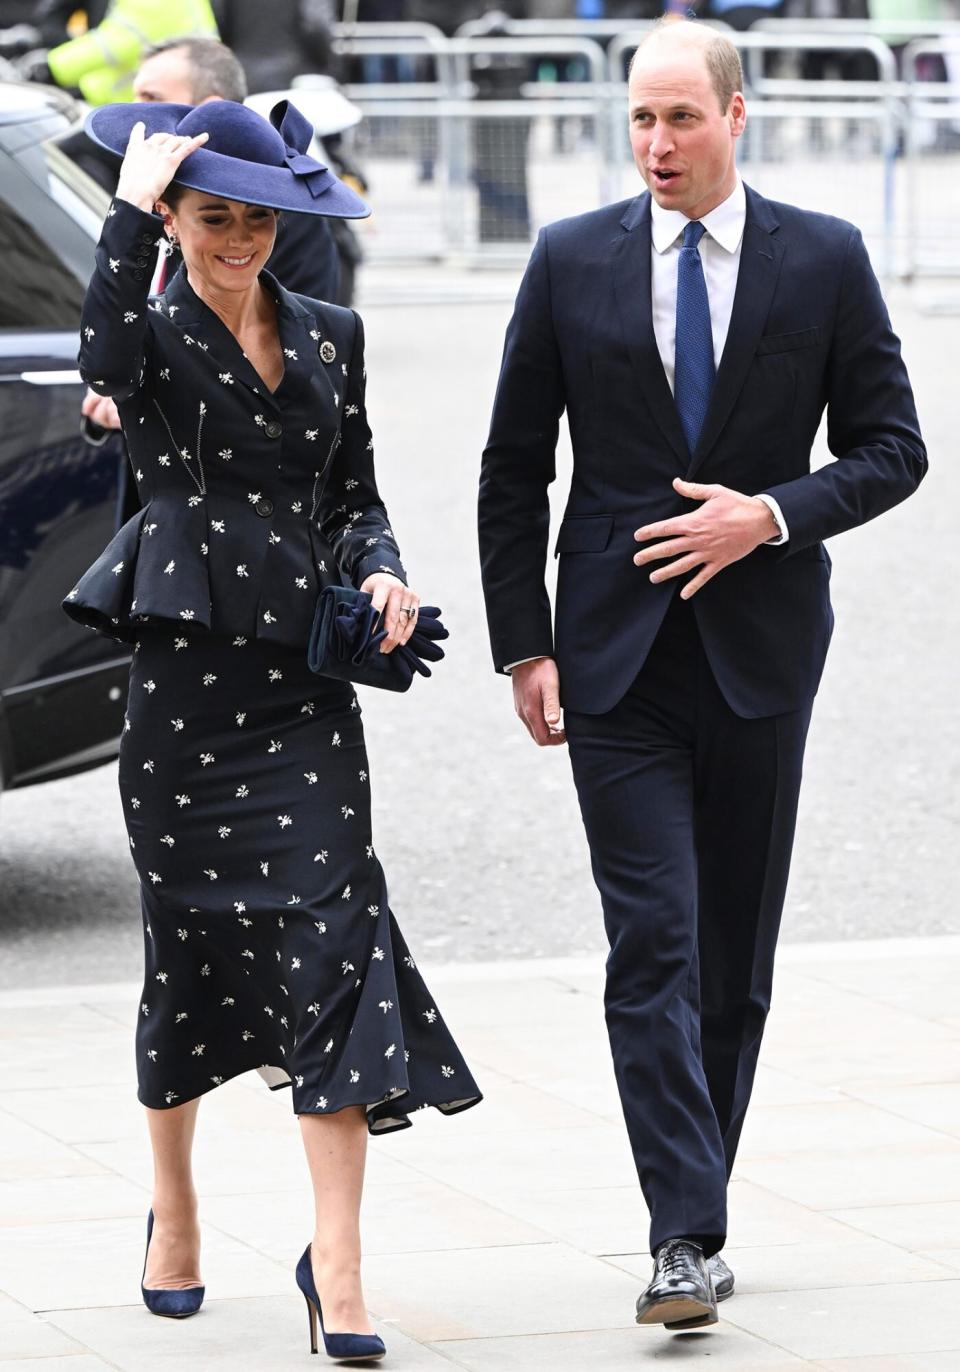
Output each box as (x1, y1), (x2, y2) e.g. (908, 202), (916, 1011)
(320, 341), (336, 364)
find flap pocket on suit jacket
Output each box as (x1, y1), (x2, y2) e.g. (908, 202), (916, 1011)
(554, 514), (614, 557)
(756, 327), (821, 355)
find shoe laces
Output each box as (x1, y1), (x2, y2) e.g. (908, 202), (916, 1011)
(658, 1239), (701, 1276)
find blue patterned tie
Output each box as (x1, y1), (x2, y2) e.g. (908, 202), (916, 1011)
(674, 220), (715, 453)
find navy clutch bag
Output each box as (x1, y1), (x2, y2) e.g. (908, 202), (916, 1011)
(307, 585), (448, 693)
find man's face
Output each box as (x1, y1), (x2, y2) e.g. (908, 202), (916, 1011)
(133, 49), (197, 104)
(628, 43), (745, 221)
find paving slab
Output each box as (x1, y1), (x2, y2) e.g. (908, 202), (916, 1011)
(0, 1216), (292, 1313)
(735, 1145), (960, 1212)
(843, 1084), (960, 1140)
(201, 1179), (550, 1261)
(46, 1298), (455, 1372)
(361, 1242), (638, 1342)
(827, 1202), (960, 1253)
(816, 1358), (960, 1372)
(0, 1359), (117, 1371)
(434, 1325), (810, 1370)
(722, 1282), (960, 1361)
(0, 1301), (87, 1360)
(0, 939), (958, 1369)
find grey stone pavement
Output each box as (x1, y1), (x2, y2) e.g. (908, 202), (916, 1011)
(1, 938), (960, 1370)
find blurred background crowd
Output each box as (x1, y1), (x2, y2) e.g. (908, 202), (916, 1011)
(2, 1), (957, 102)
(0, 0), (956, 458)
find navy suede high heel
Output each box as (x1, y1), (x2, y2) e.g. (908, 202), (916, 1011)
(295, 1245), (385, 1362)
(141, 1210), (205, 1318)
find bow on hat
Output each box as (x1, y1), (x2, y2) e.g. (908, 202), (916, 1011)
(271, 99), (337, 200)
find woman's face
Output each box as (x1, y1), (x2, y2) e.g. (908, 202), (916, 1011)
(156, 190), (279, 294)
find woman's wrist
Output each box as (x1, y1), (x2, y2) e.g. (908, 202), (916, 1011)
(114, 186), (160, 215)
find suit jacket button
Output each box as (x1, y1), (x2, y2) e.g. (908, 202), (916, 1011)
(140, 232), (154, 243)
(255, 497), (274, 518)
(133, 270), (144, 280)
(265, 420), (282, 439)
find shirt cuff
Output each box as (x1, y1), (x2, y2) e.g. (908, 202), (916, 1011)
(755, 493), (789, 545)
(503, 656), (548, 673)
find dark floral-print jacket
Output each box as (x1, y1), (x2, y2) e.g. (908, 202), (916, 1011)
(63, 198), (405, 647)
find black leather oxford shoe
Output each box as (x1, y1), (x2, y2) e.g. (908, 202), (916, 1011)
(635, 1239), (718, 1330)
(663, 1250), (735, 1329)
(708, 1252), (735, 1301)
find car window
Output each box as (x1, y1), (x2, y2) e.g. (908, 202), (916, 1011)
(0, 158), (87, 330)
(0, 127), (112, 333)
(43, 140), (111, 241)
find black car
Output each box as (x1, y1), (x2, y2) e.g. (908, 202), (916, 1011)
(0, 81), (129, 793)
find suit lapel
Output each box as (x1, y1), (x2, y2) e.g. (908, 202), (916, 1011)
(612, 194), (689, 466)
(687, 187), (784, 478)
(272, 292), (319, 403)
(268, 278), (343, 410)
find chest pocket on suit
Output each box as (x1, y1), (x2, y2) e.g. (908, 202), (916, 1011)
(755, 327), (821, 356)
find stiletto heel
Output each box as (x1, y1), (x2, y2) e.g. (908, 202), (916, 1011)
(295, 1244), (385, 1362)
(304, 1291), (319, 1354)
(141, 1210), (205, 1318)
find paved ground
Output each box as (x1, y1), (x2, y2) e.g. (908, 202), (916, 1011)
(0, 276), (955, 988)
(1, 936), (959, 1370)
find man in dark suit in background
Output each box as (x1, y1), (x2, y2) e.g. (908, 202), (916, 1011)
(479, 18), (925, 1332)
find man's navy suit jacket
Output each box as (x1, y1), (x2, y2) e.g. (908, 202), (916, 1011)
(478, 185), (927, 719)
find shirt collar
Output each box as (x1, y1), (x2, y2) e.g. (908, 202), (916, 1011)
(650, 177), (746, 255)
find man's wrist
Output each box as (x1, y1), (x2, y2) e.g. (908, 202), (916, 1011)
(504, 655), (551, 674)
(753, 493), (789, 545)
(751, 495), (779, 541)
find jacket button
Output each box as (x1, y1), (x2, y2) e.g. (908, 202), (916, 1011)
(264, 420), (282, 439)
(140, 232), (154, 243)
(255, 497), (274, 518)
(136, 256), (149, 267)
(132, 270), (144, 280)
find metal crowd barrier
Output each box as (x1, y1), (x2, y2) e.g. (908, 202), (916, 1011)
(754, 18), (960, 42)
(902, 40), (960, 280)
(336, 35), (611, 266)
(325, 27), (959, 281)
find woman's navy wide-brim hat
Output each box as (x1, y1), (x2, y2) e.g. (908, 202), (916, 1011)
(85, 98), (370, 219)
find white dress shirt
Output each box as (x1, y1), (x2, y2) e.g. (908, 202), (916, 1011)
(505, 179), (787, 674)
(650, 177), (788, 544)
(651, 177), (745, 393)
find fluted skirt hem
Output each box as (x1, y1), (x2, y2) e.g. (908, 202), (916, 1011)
(124, 627), (481, 1129)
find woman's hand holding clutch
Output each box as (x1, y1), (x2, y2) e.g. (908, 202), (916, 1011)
(308, 584), (448, 694)
(359, 572), (421, 655)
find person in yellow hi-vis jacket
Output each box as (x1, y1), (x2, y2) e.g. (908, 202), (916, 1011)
(47, 0), (219, 106)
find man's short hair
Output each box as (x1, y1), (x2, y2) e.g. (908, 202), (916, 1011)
(629, 22), (743, 114)
(144, 37), (248, 104)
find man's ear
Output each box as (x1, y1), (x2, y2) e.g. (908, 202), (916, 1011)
(729, 91), (747, 138)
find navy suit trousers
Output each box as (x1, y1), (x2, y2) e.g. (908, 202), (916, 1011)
(565, 593), (811, 1257)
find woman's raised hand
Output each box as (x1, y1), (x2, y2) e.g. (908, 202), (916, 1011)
(115, 122), (209, 214)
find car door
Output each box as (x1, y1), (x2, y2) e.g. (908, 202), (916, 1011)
(0, 122), (130, 787)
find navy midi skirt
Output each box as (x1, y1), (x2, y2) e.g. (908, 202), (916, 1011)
(120, 627), (481, 1131)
